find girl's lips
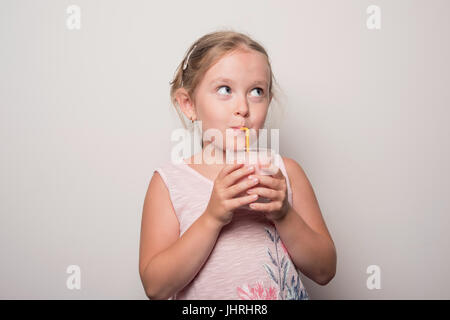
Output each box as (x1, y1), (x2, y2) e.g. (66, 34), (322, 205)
(229, 127), (245, 134)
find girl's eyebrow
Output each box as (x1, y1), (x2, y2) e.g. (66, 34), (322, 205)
(210, 77), (268, 87)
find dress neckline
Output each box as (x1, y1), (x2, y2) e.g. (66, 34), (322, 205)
(179, 159), (215, 186)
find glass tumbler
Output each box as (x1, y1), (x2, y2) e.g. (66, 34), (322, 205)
(230, 148), (279, 210)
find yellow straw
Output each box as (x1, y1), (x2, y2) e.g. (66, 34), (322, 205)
(240, 127), (250, 152)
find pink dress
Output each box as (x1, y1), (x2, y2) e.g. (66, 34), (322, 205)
(153, 153), (309, 300)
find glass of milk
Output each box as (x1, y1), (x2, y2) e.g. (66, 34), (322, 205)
(229, 147), (280, 210)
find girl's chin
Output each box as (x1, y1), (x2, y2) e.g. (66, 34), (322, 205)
(225, 141), (247, 152)
(205, 137), (245, 151)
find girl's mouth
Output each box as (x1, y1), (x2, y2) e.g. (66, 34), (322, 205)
(230, 127), (245, 134)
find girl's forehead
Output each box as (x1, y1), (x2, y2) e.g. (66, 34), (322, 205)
(203, 51), (270, 83)
(214, 49), (267, 69)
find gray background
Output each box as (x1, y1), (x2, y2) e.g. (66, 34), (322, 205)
(1, 0), (449, 299)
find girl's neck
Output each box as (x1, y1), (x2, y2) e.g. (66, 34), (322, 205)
(187, 141), (243, 167)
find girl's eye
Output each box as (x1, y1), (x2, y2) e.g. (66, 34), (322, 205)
(217, 86), (264, 97)
(217, 86), (231, 95)
(250, 87), (264, 97)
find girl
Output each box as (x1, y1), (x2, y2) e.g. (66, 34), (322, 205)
(139, 30), (336, 300)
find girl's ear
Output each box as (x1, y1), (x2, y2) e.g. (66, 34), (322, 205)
(176, 88), (196, 119)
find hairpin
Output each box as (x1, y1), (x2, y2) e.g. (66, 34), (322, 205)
(183, 45), (197, 71)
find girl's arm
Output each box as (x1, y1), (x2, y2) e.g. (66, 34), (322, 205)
(139, 172), (223, 300)
(274, 158), (337, 285)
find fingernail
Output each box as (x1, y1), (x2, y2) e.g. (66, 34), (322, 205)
(248, 166), (254, 171)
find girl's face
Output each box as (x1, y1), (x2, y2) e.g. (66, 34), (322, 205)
(192, 49), (272, 152)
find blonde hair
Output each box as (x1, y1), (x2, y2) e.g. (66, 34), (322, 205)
(169, 29), (286, 133)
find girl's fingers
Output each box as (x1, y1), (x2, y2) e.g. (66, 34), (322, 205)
(246, 187), (281, 200)
(218, 163), (244, 180)
(222, 164), (255, 188)
(227, 193), (259, 209)
(250, 174), (283, 190)
(248, 200), (285, 212)
(224, 174), (259, 198)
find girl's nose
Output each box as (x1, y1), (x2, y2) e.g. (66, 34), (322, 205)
(233, 97), (249, 117)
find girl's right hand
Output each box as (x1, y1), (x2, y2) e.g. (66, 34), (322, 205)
(204, 163), (260, 228)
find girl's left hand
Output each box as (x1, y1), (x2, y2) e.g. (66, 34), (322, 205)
(246, 168), (291, 222)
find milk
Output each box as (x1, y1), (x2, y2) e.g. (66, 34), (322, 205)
(232, 148), (279, 210)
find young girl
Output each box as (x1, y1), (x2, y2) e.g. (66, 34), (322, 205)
(139, 30), (336, 300)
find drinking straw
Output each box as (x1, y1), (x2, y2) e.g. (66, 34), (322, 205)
(240, 127), (250, 152)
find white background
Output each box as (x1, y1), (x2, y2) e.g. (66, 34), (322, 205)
(1, 0), (449, 299)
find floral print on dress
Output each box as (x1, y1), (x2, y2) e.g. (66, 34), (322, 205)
(262, 225), (309, 300)
(236, 281), (278, 300)
(236, 224), (310, 300)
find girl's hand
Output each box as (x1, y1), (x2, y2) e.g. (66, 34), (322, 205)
(245, 168), (291, 223)
(204, 163), (260, 228)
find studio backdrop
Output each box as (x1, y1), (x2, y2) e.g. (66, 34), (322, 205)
(1, 0), (449, 299)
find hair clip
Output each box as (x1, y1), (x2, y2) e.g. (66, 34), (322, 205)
(182, 45), (197, 71)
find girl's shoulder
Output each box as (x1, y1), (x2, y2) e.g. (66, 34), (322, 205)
(280, 156), (294, 170)
(279, 156), (308, 189)
(152, 159), (188, 190)
(276, 154), (295, 176)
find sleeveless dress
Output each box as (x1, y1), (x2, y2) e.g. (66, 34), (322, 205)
(153, 153), (309, 300)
